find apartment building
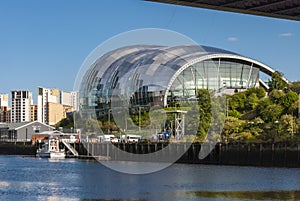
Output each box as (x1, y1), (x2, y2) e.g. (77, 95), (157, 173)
(0, 94), (8, 107)
(37, 87), (59, 124)
(30, 105), (38, 121)
(11, 90), (32, 123)
(0, 94), (10, 123)
(60, 91), (78, 111)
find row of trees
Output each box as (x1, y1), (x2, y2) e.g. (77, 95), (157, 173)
(221, 72), (300, 143)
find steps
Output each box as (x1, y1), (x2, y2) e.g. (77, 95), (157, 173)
(62, 140), (78, 156)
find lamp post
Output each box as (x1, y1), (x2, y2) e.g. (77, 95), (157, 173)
(274, 120), (279, 143)
(108, 109), (111, 134)
(291, 119), (294, 140)
(226, 98), (231, 117)
(291, 111), (294, 140)
(139, 106), (141, 132)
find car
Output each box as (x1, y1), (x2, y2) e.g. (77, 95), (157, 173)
(98, 134), (118, 143)
(120, 134), (141, 143)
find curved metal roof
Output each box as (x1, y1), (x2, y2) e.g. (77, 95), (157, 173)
(80, 44), (287, 107)
(81, 44), (236, 95)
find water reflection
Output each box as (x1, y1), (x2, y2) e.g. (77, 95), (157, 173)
(1, 156), (300, 201)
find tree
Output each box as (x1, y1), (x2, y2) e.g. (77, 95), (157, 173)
(197, 89), (212, 138)
(289, 81), (300, 94)
(269, 89), (285, 104)
(242, 118), (264, 142)
(279, 91), (298, 109)
(278, 114), (299, 142)
(228, 109), (241, 119)
(245, 93), (259, 111)
(287, 100), (299, 116)
(222, 117), (245, 143)
(246, 87), (266, 99)
(229, 92), (246, 112)
(185, 105), (200, 135)
(261, 104), (283, 123)
(85, 118), (101, 134)
(268, 71), (288, 91)
(256, 98), (271, 116)
(231, 131), (255, 143)
(55, 113), (74, 129)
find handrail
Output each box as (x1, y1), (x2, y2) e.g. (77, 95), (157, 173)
(61, 139), (78, 156)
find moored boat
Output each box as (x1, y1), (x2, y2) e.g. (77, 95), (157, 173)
(36, 138), (65, 159)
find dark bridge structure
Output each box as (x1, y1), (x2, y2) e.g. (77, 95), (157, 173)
(148, 0), (300, 21)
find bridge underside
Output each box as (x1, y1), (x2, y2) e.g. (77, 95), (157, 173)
(148, 0), (300, 21)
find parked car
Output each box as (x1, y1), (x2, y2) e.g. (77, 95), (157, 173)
(98, 135), (118, 143)
(120, 134), (141, 143)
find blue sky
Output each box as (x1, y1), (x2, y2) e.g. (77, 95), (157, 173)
(0, 0), (299, 102)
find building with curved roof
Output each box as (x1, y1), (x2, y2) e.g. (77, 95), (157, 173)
(79, 44), (286, 115)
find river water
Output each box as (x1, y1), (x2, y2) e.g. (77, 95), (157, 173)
(0, 155), (300, 201)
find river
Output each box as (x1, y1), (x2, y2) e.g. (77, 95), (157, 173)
(0, 156), (299, 201)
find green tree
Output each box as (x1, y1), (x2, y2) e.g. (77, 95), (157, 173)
(231, 131), (255, 142)
(261, 104), (283, 122)
(256, 98), (271, 116)
(245, 93), (259, 111)
(185, 105), (200, 135)
(287, 100), (299, 115)
(246, 87), (266, 99)
(289, 81), (300, 94)
(268, 71), (288, 91)
(243, 119), (264, 142)
(278, 114), (299, 142)
(55, 114), (74, 129)
(229, 92), (247, 112)
(222, 117), (245, 143)
(279, 91), (298, 109)
(228, 109), (241, 119)
(269, 89), (285, 104)
(85, 118), (101, 134)
(197, 89), (212, 138)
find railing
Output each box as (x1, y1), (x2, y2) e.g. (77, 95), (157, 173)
(0, 139), (31, 142)
(61, 139), (79, 156)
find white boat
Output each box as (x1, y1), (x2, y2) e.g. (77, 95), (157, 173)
(36, 138), (65, 159)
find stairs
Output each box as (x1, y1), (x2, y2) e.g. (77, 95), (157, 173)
(62, 139), (79, 156)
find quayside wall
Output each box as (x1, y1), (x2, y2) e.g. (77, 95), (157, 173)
(0, 142), (37, 155)
(0, 142), (299, 167)
(74, 142), (300, 168)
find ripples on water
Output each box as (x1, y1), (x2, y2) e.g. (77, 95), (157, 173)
(0, 156), (300, 201)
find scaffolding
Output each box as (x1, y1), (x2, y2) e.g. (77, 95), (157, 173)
(163, 110), (187, 140)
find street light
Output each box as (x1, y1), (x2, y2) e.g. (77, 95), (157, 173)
(108, 109), (111, 134)
(291, 112), (294, 140)
(226, 98), (231, 117)
(139, 106), (141, 132)
(274, 120), (279, 143)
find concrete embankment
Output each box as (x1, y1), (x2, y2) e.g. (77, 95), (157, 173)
(0, 142), (37, 155)
(1, 142), (299, 168)
(74, 142), (300, 168)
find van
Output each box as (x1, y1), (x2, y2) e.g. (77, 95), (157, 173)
(120, 134), (141, 143)
(98, 135), (118, 143)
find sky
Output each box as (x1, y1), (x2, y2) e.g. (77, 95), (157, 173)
(0, 0), (299, 103)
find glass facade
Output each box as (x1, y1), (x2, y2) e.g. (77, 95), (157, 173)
(79, 45), (267, 116)
(169, 58), (260, 99)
